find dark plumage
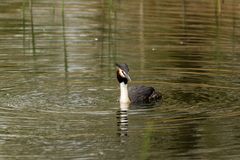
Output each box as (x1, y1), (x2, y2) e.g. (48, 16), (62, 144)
(128, 85), (162, 104)
(116, 63), (162, 105)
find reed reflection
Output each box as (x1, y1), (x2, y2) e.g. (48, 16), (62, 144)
(29, 0), (36, 55)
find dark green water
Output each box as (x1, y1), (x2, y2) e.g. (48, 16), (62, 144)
(0, 0), (240, 159)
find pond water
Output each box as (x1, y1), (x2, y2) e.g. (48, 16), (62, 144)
(0, 0), (240, 159)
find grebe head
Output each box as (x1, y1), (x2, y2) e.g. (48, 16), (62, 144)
(116, 63), (131, 84)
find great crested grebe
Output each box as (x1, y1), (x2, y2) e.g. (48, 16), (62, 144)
(116, 63), (162, 105)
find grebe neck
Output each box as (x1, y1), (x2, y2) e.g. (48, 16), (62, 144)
(120, 82), (130, 104)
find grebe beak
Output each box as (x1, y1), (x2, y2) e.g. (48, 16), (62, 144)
(124, 72), (131, 82)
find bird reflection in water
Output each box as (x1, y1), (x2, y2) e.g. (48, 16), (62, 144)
(116, 103), (129, 141)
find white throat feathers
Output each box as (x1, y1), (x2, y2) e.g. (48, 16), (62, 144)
(120, 82), (130, 104)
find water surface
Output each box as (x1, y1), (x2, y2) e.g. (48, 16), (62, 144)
(0, 0), (240, 159)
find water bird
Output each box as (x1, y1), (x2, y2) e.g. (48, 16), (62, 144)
(116, 63), (162, 105)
